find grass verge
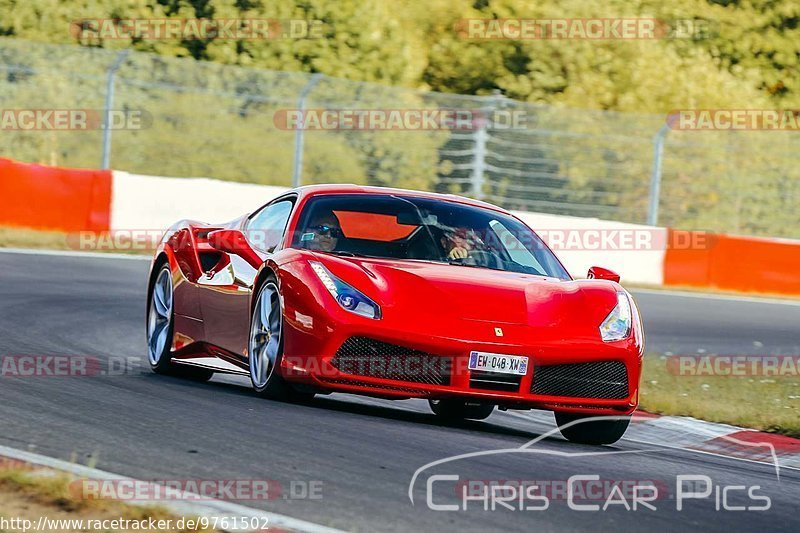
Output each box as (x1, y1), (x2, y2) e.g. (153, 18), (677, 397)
(0, 467), (215, 532)
(0, 226), (150, 255)
(0, 226), (73, 250)
(640, 354), (800, 438)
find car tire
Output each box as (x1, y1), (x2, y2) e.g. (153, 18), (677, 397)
(429, 399), (494, 421)
(554, 412), (631, 445)
(248, 278), (314, 403)
(147, 263), (214, 382)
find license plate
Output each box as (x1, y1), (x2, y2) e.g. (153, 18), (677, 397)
(468, 351), (528, 375)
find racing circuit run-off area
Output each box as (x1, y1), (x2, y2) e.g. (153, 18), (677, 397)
(1, 2), (800, 533)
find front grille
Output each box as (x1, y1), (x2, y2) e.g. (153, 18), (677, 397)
(331, 336), (451, 386)
(470, 370), (522, 392)
(531, 361), (628, 399)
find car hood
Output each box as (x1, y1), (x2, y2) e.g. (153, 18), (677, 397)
(317, 255), (618, 331)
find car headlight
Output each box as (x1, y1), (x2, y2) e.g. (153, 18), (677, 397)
(599, 291), (632, 342)
(310, 261), (381, 319)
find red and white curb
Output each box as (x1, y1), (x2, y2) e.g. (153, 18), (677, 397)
(629, 412), (800, 470)
(514, 409), (800, 474)
(0, 444), (345, 533)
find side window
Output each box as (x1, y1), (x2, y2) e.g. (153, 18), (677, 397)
(247, 200), (293, 252)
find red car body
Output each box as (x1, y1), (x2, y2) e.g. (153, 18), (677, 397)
(147, 185), (644, 418)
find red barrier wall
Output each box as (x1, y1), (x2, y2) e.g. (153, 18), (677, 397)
(0, 158), (112, 232)
(1, 157), (798, 297)
(664, 229), (800, 295)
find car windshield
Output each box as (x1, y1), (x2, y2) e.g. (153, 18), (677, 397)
(291, 194), (570, 279)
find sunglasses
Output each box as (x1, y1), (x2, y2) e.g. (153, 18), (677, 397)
(310, 224), (342, 238)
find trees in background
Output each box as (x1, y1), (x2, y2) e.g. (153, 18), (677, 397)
(0, 0), (797, 111)
(0, 0), (798, 237)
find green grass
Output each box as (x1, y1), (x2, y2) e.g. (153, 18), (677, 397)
(640, 354), (800, 438)
(0, 468), (214, 532)
(0, 226), (72, 250)
(0, 226), (150, 255)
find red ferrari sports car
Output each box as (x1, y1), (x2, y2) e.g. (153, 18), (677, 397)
(146, 185), (644, 444)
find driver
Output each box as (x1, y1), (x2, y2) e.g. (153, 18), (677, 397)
(442, 227), (474, 260)
(303, 211), (342, 252)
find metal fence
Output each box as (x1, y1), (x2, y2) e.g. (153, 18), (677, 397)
(1, 39), (798, 238)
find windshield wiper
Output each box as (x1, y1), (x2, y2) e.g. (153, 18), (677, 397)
(445, 259), (483, 269)
(445, 259), (507, 272)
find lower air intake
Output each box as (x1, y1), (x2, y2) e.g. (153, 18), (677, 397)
(531, 361), (629, 399)
(331, 336), (451, 386)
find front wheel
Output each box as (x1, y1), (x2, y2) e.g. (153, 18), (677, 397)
(429, 399), (494, 421)
(248, 279), (314, 402)
(554, 412), (631, 445)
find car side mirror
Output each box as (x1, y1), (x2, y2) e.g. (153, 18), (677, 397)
(587, 266), (621, 283)
(207, 229), (262, 269)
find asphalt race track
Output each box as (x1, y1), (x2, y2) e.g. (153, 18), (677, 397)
(0, 250), (798, 532)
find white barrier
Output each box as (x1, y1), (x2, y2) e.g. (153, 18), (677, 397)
(512, 211), (666, 285)
(111, 171), (289, 231)
(111, 171), (664, 285)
